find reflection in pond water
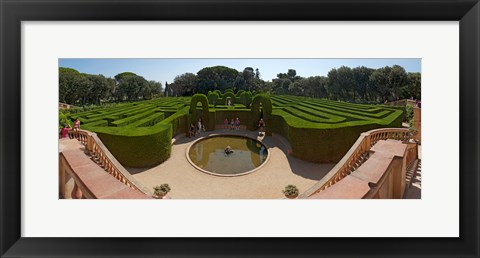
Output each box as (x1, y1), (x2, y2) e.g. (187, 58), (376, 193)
(188, 135), (268, 175)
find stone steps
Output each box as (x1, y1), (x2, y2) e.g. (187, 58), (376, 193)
(61, 139), (150, 199)
(403, 159), (422, 199)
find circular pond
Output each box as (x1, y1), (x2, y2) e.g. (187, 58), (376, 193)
(187, 135), (269, 176)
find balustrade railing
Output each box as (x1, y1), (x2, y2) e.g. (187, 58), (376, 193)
(299, 128), (415, 198)
(68, 129), (89, 145)
(67, 129), (151, 195)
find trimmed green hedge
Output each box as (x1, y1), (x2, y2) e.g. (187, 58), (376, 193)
(92, 107), (189, 167)
(110, 109), (157, 127)
(95, 124), (172, 168)
(250, 94), (272, 131)
(69, 95), (404, 167)
(73, 98), (189, 168)
(239, 91), (253, 108)
(236, 90), (246, 97)
(268, 97), (403, 163)
(207, 91), (220, 106)
(213, 90), (223, 98)
(224, 89), (234, 94)
(190, 94), (210, 126)
(220, 92), (236, 106)
(127, 112), (165, 128)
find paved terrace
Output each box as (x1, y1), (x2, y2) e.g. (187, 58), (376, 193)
(129, 129), (336, 199)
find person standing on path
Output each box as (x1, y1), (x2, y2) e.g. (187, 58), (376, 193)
(73, 118), (81, 131)
(258, 118), (265, 135)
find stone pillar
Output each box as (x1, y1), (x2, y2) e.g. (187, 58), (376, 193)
(59, 157), (65, 198)
(362, 133), (371, 150)
(71, 182), (83, 199)
(86, 133), (94, 153)
(391, 157), (406, 199)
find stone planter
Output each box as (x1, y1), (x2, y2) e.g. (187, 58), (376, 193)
(285, 194), (298, 199)
(152, 193), (165, 199)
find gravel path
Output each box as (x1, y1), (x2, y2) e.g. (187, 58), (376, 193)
(130, 129), (335, 199)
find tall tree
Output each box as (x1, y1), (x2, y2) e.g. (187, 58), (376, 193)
(370, 66), (392, 102)
(288, 78), (305, 96)
(59, 67), (81, 104)
(233, 73), (247, 92)
(404, 72), (421, 99)
(143, 80), (163, 99)
(389, 65), (408, 100)
(255, 68), (261, 79)
(272, 77), (291, 95)
(287, 69), (297, 82)
(170, 73), (197, 96)
(114, 72), (149, 101)
(196, 66), (238, 93)
(86, 74), (110, 104)
(352, 66), (374, 101)
(301, 76), (328, 98)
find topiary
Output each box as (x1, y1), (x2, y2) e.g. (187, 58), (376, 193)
(236, 90), (246, 97)
(221, 91), (236, 106)
(190, 94), (210, 127)
(224, 88), (234, 94)
(207, 91), (220, 107)
(214, 90), (223, 98)
(239, 91), (253, 108)
(250, 94), (272, 130)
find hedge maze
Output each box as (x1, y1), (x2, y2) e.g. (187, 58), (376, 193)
(270, 96), (402, 128)
(66, 93), (403, 167)
(269, 95), (403, 162)
(71, 97), (191, 167)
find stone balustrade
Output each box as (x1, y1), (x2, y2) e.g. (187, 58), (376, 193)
(61, 129), (152, 199)
(299, 128), (418, 199)
(61, 127), (418, 199)
(68, 129), (89, 146)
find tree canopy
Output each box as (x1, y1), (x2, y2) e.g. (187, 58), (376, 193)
(59, 68), (163, 106)
(59, 63), (420, 106)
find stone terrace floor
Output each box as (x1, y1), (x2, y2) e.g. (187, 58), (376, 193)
(129, 129), (336, 199)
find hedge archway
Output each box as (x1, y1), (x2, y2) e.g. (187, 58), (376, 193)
(236, 90), (245, 97)
(190, 94), (210, 126)
(250, 94), (272, 130)
(214, 90), (223, 98)
(240, 91), (253, 108)
(222, 92), (236, 105)
(207, 91), (220, 106)
(224, 89), (234, 95)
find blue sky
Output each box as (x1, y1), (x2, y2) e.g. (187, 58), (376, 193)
(59, 58), (421, 83)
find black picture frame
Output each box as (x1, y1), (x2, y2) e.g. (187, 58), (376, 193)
(1, 0), (479, 257)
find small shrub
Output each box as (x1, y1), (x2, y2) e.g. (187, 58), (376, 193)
(59, 112), (71, 128)
(282, 185), (299, 197)
(153, 184), (171, 196)
(405, 104), (414, 123)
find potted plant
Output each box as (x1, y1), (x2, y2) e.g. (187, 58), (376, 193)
(153, 184), (171, 199)
(282, 185), (299, 199)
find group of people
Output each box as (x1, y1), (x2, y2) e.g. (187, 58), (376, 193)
(60, 118), (81, 139)
(224, 117), (241, 130)
(188, 118), (205, 138)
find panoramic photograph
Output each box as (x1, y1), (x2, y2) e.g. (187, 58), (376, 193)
(58, 58), (421, 199)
